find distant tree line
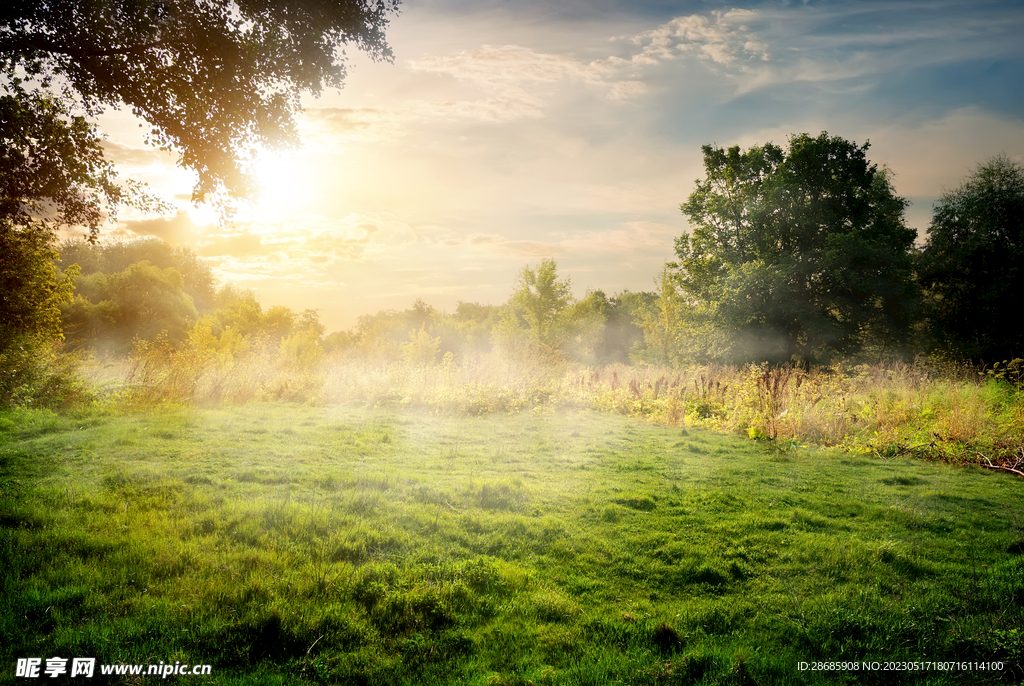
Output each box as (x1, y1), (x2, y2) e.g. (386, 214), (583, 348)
(50, 240), (653, 367)
(2, 133), (1022, 406)
(56, 238), (327, 358)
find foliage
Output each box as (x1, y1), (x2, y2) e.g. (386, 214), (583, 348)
(561, 289), (652, 366)
(509, 259), (575, 350)
(344, 300), (440, 362)
(1, 0), (399, 205)
(917, 155), (1024, 362)
(0, 85), (158, 233)
(0, 341), (93, 408)
(631, 266), (720, 366)
(0, 84), (161, 405)
(56, 239), (336, 360)
(586, 289), (651, 365)
(441, 301), (503, 359)
(401, 327), (441, 366)
(0, 221), (81, 405)
(63, 261), (199, 353)
(563, 290), (610, 365)
(58, 238), (229, 353)
(60, 237), (217, 310)
(332, 293), (641, 367)
(676, 132), (919, 364)
(0, 221), (77, 353)
(499, 259), (581, 362)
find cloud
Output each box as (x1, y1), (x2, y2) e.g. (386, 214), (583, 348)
(720, 3), (1024, 97)
(389, 8), (777, 126)
(634, 9), (765, 65)
(405, 43), (655, 122)
(482, 221), (678, 259)
(606, 80), (648, 101)
(870, 107), (1024, 197)
(195, 232), (264, 257)
(304, 96), (554, 139)
(438, 231), (506, 247)
(307, 214), (418, 253)
(490, 240), (567, 258)
(410, 44), (593, 86)
(611, 9), (769, 69)
(121, 211), (207, 246)
(302, 107), (411, 142)
(184, 213), (424, 286)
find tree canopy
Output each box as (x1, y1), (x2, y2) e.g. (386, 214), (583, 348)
(1, 0), (399, 206)
(676, 132), (918, 364)
(917, 155), (1024, 362)
(511, 260), (573, 350)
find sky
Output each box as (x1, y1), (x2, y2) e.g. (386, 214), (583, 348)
(94, 0), (1024, 332)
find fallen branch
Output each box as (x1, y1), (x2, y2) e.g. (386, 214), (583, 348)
(979, 456), (1024, 479)
(954, 447), (1024, 479)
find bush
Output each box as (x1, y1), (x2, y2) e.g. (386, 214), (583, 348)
(0, 338), (92, 408)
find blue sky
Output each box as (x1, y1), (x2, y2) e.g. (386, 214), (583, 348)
(98, 0), (1024, 331)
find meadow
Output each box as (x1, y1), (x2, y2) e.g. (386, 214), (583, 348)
(95, 340), (1024, 471)
(1, 391), (1022, 684)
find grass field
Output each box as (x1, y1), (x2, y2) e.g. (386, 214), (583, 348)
(1, 402), (1022, 684)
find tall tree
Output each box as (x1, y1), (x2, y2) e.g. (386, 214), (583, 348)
(632, 266), (717, 366)
(62, 261), (198, 352)
(0, 86), (124, 399)
(917, 155), (1024, 362)
(494, 259), (580, 362)
(676, 132), (918, 364)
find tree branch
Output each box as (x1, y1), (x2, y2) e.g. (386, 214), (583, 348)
(0, 34), (166, 59)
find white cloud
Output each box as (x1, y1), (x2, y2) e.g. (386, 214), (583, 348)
(393, 9), (779, 125)
(405, 43), (656, 122)
(620, 9), (770, 68)
(409, 44), (592, 87)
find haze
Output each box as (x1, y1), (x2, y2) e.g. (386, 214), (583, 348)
(90, 0), (1024, 332)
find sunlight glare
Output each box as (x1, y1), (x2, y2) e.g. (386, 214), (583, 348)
(252, 150), (319, 216)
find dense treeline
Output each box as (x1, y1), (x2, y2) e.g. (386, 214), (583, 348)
(52, 240), (651, 367)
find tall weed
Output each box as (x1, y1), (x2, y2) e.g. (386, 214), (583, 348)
(96, 344), (1023, 469)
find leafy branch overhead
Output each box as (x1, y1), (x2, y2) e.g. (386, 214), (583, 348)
(1, 0), (400, 213)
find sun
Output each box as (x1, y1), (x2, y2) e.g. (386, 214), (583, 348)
(250, 150), (319, 216)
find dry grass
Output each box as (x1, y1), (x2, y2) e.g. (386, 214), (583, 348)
(94, 338), (1024, 471)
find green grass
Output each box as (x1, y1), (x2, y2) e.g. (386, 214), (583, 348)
(1, 402), (1022, 684)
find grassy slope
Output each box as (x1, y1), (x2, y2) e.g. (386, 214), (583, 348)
(1, 403), (1022, 685)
